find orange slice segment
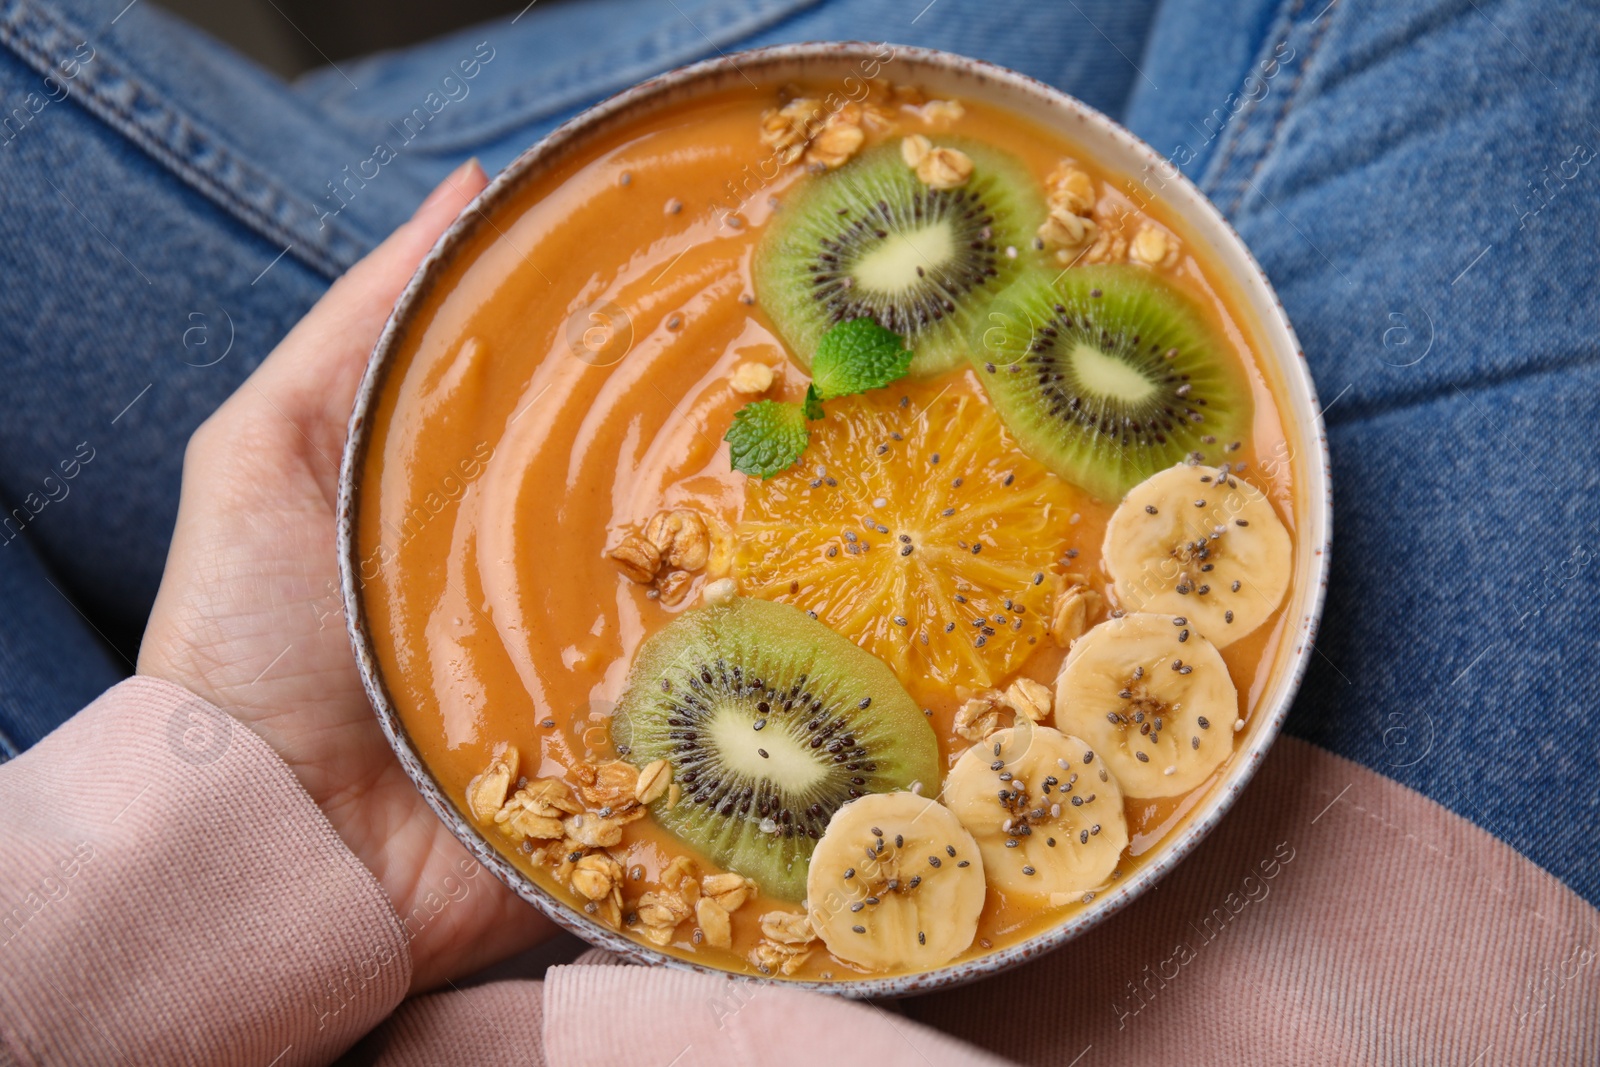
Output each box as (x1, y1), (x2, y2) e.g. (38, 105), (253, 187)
(733, 378), (1080, 694)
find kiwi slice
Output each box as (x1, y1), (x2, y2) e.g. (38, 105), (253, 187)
(756, 138), (1045, 378)
(970, 265), (1250, 501)
(613, 597), (939, 900)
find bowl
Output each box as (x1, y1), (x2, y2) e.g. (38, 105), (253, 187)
(337, 41), (1331, 998)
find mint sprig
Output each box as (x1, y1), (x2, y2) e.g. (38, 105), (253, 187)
(810, 318), (915, 401)
(725, 319), (914, 478)
(724, 400), (809, 479)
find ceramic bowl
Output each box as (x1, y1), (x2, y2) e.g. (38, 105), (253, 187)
(338, 41), (1332, 998)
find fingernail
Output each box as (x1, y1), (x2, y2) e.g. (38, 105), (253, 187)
(417, 157), (484, 215)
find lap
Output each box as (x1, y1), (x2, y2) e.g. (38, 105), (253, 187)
(0, 0), (1160, 742)
(1128, 0), (1600, 903)
(5, 0), (1591, 915)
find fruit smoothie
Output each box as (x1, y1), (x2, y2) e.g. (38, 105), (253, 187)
(357, 76), (1301, 981)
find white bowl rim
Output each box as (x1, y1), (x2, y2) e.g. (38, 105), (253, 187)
(337, 40), (1333, 999)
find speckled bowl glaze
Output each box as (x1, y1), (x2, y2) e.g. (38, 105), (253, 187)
(338, 42), (1332, 999)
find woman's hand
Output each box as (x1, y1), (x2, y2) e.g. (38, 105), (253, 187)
(138, 160), (554, 992)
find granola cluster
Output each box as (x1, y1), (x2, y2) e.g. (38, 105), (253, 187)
(1049, 575), (1104, 648)
(749, 909), (818, 976)
(759, 95), (874, 170)
(470, 749), (764, 952)
(900, 134), (973, 190)
(569, 853), (626, 927)
(1003, 676), (1054, 723)
(634, 857), (757, 949)
(757, 81), (965, 172)
(1036, 159), (1183, 269)
(1038, 161), (1100, 263)
(1082, 218), (1131, 265)
(633, 856), (697, 946)
(468, 746), (651, 927)
(952, 676), (1056, 742)
(608, 507), (724, 605)
(496, 778), (582, 842)
(1129, 223), (1181, 269)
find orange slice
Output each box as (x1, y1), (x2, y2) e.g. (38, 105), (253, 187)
(733, 378), (1080, 694)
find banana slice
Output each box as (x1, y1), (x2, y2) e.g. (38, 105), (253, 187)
(806, 792), (985, 972)
(944, 721), (1128, 904)
(1102, 463), (1292, 647)
(1054, 613), (1239, 797)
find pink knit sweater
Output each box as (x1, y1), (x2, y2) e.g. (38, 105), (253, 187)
(1, 678), (1594, 1065)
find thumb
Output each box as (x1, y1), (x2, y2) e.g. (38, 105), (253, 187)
(246, 157), (491, 453)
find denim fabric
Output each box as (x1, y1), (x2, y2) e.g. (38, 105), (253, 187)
(293, 0), (833, 168)
(291, 0), (1158, 176)
(1126, 0), (1600, 902)
(1, 0), (1595, 906)
(0, 524), (126, 755)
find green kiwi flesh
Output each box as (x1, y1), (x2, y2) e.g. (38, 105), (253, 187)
(612, 597), (940, 900)
(756, 139), (1046, 378)
(970, 265), (1250, 500)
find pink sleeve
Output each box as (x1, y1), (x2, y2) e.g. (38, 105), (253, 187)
(0, 678), (998, 1067)
(0, 677), (411, 1067)
(344, 980), (548, 1065)
(6, 679), (1594, 1066)
(349, 966), (1006, 1067)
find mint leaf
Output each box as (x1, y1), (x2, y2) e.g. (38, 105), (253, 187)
(725, 400), (809, 478)
(811, 318), (915, 401)
(726, 322), (910, 477)
(802, 384), (826, 421)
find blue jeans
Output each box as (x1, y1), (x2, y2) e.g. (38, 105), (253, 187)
(1, 0), (1595, 908)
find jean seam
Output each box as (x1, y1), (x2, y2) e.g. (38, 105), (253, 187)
(1197, 0), (1308, 205)
(0, 0), (363, 279)
(1222, 5), (1334, 220)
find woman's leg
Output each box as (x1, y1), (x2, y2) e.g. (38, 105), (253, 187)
(0, 0), (434, 655)
(0, 0), (1159, 750)
(1117, 0), (1600, 906)
(0, 536), (125, 757)
(291, 0), (1162, 177)
(13, 0), (1591, 908)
